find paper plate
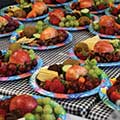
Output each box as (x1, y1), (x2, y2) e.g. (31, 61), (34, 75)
(68, 48), (120, 67)
(44, 14), (98, 31)
(29, 65), (109, 99)
(10, 29), (73, 50)
(89, 23), (120, 39)
(0, 50), (43, 81)
(0, 5), (48, 22)
(0, 94), (66, 120)
(99, 78), (120, 111)
(45, 0), (74, 7)
(0, 21), (23, 38)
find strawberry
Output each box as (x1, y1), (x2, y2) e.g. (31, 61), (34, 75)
(44, 0), (52, 4)
(0, 109), (6, 118)
(49, 15), (61, 25)
(105, 28), (114, 35)
(110, 90), (120, 103)
(56, 0), (67, 3)
(44, 80), (52, 90)
(98, 4), (106, 10)
(111, 7), (119, 16)
(50, 78), (65, 93)
(76, 52), (87, 60)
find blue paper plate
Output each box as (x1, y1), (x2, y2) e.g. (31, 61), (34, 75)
(44, 14), (98, 31)
(0, 49), (43, 81)
(68, 48), (120, 67)
(0, 94), (66, 120)
(10, 28), (73, 50)
(29, 65), (109, 99)
(89, 23), (120, 39)
(0, 21), (23, 38)
(99, 78), (120, 111)
(0, 5), (48, 22)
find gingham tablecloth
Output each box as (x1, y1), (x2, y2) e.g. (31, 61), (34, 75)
(0, 31), (120, 120)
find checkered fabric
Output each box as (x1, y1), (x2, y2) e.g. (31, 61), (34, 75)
(0, 31), (120, 119)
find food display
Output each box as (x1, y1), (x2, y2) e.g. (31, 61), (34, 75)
(0, 15), (22, 37)
(0, 94), (66, 120)
(0, 1), (48, 21)
(10, 20), (72, 50)
(70, 0), (110, 14)
(45, 8), (97, 31)
(99, 76), (120, 110)
(30, 58), (108, 99)
(0, 43), (43, 81)
(71, 36), (120, 64)
(89, 15), (120, 38)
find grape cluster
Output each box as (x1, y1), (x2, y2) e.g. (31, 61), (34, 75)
(24, 97), (65, 120)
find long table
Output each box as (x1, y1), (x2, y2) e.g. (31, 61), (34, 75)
(0, 29), (120, 120)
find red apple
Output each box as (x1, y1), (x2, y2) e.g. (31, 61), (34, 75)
(66, 65), (88, 81)
(9, 49), (31, 65)
(9, 95), (38, 115)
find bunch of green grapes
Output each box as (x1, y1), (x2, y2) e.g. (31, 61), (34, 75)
(84, 59), (103, 78)
(35, 21), (49, 33)
(24, 97), (65, 120)
(59, 15), (79, 27)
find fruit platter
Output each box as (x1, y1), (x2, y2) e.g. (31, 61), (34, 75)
(68, 0), (110, 14)
(30, 58), (109, 99)
(10, 20), (72, 50)
(89, 15), (120, 38)
(0, 94), (66, 120)
(0, 15), (23, 38)
(0, 43), (43, 81)
(105, 4), (120, 16)
(69, 36), (120, 67)
(42, 0), (74, 7)
(99, 76), (120, 111)
(0, 1), (49, 22)
(44, 8), (98, 31)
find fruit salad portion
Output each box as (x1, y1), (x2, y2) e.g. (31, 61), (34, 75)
(0, 15), (19, 34)
(37, 59), (103, 94)
(74, 36), (120, 63)
(71, 0), (109, 12)
(92, 15), (120, 36)
(0, 94), (65, 120)
(4, 0), (48, 19)
(43, 0), (71, 4)
(0, 43), (38, 77)
(107, 76), (120, 104)
(48, 8), (93, 28)
(16, 20), (68, 46)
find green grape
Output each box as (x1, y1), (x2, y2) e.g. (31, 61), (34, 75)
(35, 105), (43, 113)
(44, 114), (56, 120)
(88, 69), (95, 76)
(90, 59), (97, 66)
(59, 22), (65, 27)
(54, 105), (64, 115)
(37, 98), (43, 105)
(95, 68), (103, 76)
(28, 49), (35, 60)
(34, 114), (41, 120)
(61, 17), (66, 22)
(24, 113), (35, 120)
(74, 20), (79, 27)
(84, 65), (91, 71)
(71, 16), (76, 20)
(42, 97), (51, 105)
(66, 15), (72, 21)
(43, 105), (53, 114)
(69, 21), (74, 27)
(65, 22), (70, 27)
(4, 50), (12, 61)
(37, 21), (44, 26)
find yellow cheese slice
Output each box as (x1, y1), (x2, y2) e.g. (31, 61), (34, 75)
(37, 68), (58, 82)
(83, 35), (100, 50)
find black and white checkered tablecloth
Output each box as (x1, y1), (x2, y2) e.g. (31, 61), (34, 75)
(0, 31), (120, 120)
